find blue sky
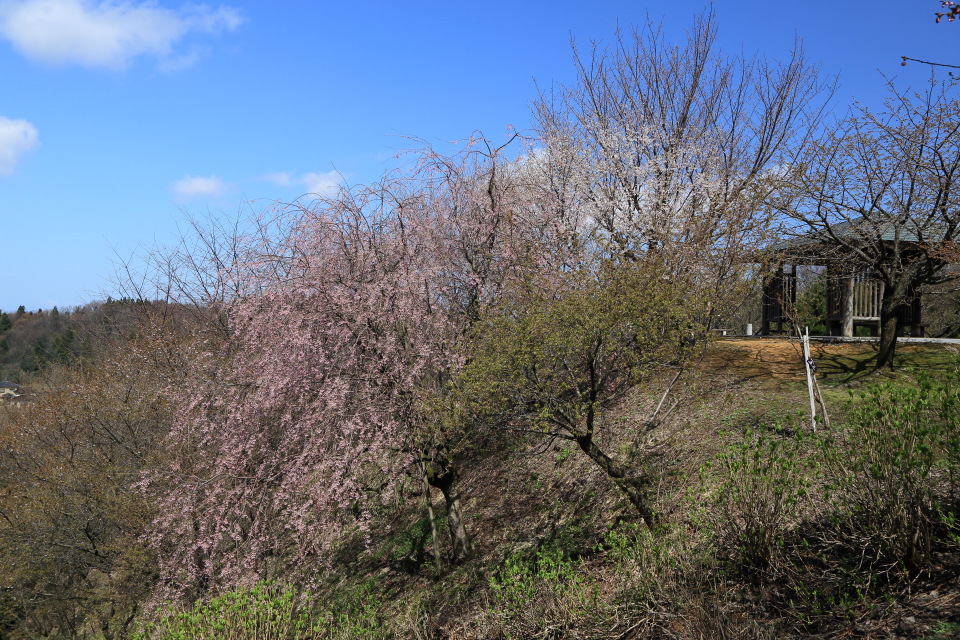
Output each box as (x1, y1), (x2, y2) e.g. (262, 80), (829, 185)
(0, 0), (956, 312)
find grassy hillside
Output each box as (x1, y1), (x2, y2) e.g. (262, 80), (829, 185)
(2, 337), (959, 639)
(140, 338), (960, 640)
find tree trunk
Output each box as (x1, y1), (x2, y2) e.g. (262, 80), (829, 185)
(575, 434), (657, 529)
(425, 453), (472, 563)
(440, 482), (471, 563)
(876, 297), (902, 370)
(421, 463), (442, 571)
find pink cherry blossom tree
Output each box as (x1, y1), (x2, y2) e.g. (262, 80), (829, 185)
(140, 135), (539, 592)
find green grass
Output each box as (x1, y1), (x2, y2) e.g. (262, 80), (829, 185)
(920, 621), (960, 639)
(812, 342), (960, 384)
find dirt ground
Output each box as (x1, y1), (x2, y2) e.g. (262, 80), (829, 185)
(705, 337), (960, 383)
(711, 338), (808, 379)
(703, 337), (841, 380)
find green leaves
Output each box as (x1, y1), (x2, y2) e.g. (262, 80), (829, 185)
(827, 368), (960, 574)
(457, 258), (699, 439)
(135, 581), (387, 640)
(712, 422), (816, 576)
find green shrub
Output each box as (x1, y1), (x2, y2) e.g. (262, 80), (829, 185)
(134, 582), (311, 640)
(485, 544), (602, 638)
(827, 369), (960, 575)
(711, 422), (815, 577)
(135, 581), (387, 640)
(489, 547), (583, 614)
(312, 580), (386, 640)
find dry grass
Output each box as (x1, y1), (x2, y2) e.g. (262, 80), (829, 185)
(137, 338), (960, 640)
(389, 338), (960, 639)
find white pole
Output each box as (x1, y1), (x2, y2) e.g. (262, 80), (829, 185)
(802, 326), (817, 433)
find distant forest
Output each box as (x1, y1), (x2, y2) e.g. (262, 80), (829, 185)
(0, 299), (143, 382)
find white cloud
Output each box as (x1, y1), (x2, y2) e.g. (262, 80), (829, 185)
(262, 171), (292, 187)
(156, 47), (200, 72)
(0, 116), (39, 177)
(263, 170), (342, 197)
(170, 174), (227, 201)
(301, 171), (340, 196)
(0, 0), (242, 70)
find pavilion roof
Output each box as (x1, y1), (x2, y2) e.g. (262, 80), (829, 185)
(770, 217), (955, 262)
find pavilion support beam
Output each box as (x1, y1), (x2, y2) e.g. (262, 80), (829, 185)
(841, 272), (854, 337)
(761, 263), (784, 336)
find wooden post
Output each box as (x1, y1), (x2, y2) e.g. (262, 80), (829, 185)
(802, 326), (817, 433)
(841, 273), (854, 337)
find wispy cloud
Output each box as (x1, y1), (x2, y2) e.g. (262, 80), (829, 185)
(263, 171), (293, 187)
(0, 0), (242, 70)
(263, 170), (342, 197)
(0, 116), (39, 177)
(170, 174), (228, 201)
(301, 171), (341, 196)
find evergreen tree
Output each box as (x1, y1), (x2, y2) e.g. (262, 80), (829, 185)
(51, 330), (74, 363)
(32, 339), (47, 370)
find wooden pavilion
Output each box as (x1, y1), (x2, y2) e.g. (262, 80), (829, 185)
(760, 222), (933, 337)
(761, 263), (922, 337)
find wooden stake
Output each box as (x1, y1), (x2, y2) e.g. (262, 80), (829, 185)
(802, 326), (817, 433)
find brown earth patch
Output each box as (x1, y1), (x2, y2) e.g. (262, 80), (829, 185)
(704, 337), (959, 383)
(705, 338), (885, 381)
(708, 338), (808, 379)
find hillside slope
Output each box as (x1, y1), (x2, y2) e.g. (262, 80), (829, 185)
(3, 337), (958, 640)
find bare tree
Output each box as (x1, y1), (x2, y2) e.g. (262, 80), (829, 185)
(457, 13), (831, 527)
(778, 77), (960, 368)
(533, 12), (830, 327)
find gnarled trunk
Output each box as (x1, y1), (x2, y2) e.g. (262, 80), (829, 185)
(425, 453), (472, 563)
(576, 434), (657, 529)
(876, 303), (900, 370)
